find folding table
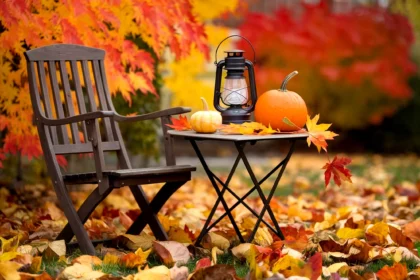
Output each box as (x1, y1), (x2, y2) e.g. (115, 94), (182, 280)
(168, 130), (308, 245)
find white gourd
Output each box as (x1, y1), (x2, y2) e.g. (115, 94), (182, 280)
(191, 97), (222, 133)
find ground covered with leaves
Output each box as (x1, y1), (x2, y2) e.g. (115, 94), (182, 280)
(1, 154), (420, 279)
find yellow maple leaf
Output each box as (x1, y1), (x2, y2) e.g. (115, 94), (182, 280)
(306, 115), (338, 152)
(0, 261), (22, 280)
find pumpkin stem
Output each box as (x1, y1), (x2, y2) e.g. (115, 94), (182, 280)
(280, 71), (298, 91)
(200, 97), (209, 111)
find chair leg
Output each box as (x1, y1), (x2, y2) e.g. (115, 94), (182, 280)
(56, 186), (112, 243)
(126, 181), (185, 237)
(53, 180), (96, 255)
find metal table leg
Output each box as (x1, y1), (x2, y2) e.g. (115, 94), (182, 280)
(190, 140), (245, 244)
(237, 140), (296, 242)
(191, 139), (296, 245)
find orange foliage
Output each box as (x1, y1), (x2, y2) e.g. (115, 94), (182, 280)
(0, 0), (209, 162)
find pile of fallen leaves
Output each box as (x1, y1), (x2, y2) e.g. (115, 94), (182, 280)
(1, 155), (420, 279)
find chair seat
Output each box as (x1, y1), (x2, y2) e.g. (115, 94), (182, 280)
(63, 165), (196, 185)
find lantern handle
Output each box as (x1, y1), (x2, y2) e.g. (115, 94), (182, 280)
(214, 35), (256, 65)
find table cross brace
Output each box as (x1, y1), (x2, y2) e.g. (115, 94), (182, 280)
(191, 139), (296, 245)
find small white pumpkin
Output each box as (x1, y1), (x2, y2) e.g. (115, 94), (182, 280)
(191, 97), (222, 133)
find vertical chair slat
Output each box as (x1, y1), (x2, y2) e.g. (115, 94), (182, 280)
(81, 61), (98, 112)
(37, 61), (59, 145)
(59, 61), (80, 144)
(48, 61), (69, 144)
(70, 61), (88, 142)
(99, 60), (119, 140)
(92, 60), (114, 141)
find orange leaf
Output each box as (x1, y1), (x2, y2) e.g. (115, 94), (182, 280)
(403, 220), (420, 242)
(166, 115), (192, 131)
(194, 257), (211, 272)
(376, 263), (408, 280)
(306, 115), (338, 152)
(323, 156), (352, 187)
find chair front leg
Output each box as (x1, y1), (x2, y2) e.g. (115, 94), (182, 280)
(57, 186), (112, 243)
(53, 179), (96, 255)
(126, 181), (185, 235)
(129, 185), (168, 240)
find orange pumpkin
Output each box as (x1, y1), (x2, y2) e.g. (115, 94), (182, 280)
(254, 71), (307, 131)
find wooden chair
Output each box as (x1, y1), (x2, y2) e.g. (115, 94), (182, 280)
(24, 44), (195, 255)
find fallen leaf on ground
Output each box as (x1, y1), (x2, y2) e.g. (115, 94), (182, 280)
(376, 263), (408, 280)
(153, 241), (190, 266)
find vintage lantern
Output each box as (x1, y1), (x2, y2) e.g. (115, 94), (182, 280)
(213, 35), (257, 124)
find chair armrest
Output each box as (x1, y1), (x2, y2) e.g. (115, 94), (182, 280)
(114, 107), (191, 123)
(39, 111), (115, 126)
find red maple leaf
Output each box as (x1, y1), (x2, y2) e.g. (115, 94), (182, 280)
(323, 156), (352, 187)
(166, 115), (192, 131)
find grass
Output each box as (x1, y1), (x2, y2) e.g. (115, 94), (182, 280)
(93, 263), (138, 276)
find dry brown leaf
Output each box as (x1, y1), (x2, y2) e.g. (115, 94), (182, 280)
(43, 240), (66, 261)
(202, 232), (230, 250)
(57, 263), (105, 280)
(254, 227), (273, 247)
(365, 222), (389, 246)
(189, 264), (237, 280)
(116, 232), (155, 251)
(152, 241), (190, 266)
(71, 255), (103, 266)
(403, 220), (420, 242)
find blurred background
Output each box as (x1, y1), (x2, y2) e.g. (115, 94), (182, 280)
(1, 0), (419, 187)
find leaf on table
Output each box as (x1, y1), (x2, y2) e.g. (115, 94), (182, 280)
(376, 263), (408, 280)
(152, 241), (190, 266)
(218, 122), (278, 135)
(403, 220), (420, 242)
(190, 264), (237, 280)
(166, 115), (192, 131)
(194, 257), (212, 272)
(116, 232), (155, 251)
(57, 263), (105, 280)
(202, 232), (230, 250)
(323, 156), (352, 187)
(0, 261), (22, 280)
(306, 115), (338, 152)
(71, 255), (103, 266)
(19, 272), (53, 280)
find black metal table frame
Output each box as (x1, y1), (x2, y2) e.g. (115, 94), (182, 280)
(189, 138), (297, 245)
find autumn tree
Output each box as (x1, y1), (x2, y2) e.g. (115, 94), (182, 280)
(0, 0), (209, 167)
(237, 1), (417, 129)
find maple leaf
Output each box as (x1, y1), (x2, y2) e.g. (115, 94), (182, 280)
(376, 263), (408, 280)
(323, 156), (352, 187)
(166, 115), (192, 131)
(306, 115), (338, 152)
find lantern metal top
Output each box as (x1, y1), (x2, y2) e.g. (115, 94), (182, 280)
(215, 35), (256, 65)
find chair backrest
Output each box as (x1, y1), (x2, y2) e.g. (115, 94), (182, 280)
(25, 44), (131, 173)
